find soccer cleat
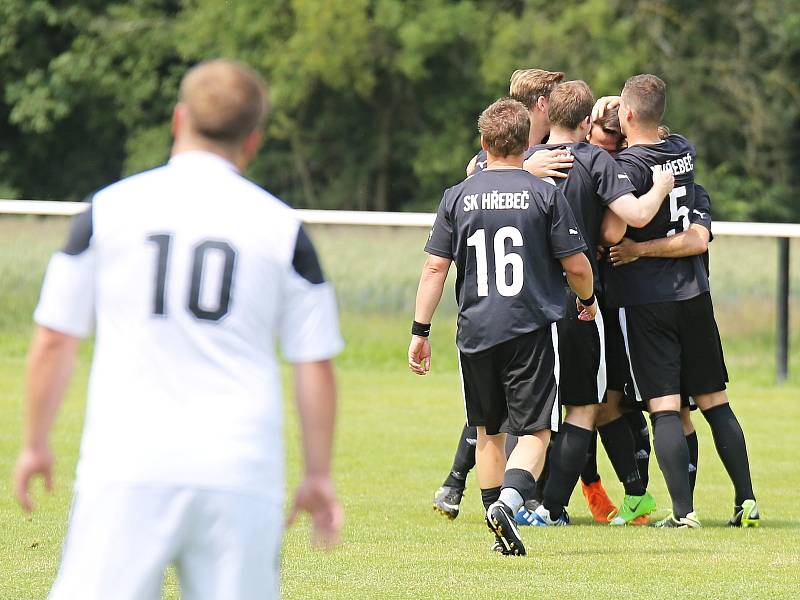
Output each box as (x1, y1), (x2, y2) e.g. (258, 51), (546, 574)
(630, 515), (650, 526)
(581, 480), (617, 523)
(491, 534), (510, 554)
(609, 492), (657, 526)
(514, 499), (541, 526)
(486, 502), (526, 556)
(531, 504), (570, 527)
(729, 499), (760, 528)
(652, 511), (701, 529)
(433, 485), (464, 520)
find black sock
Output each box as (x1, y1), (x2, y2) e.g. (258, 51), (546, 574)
(702, 403), (755, 505)
(543, 423), (594, 520)
(443, 424), (477, 488)
(532, 442), (552, 502)
(598, 416), (646, 496)
(481, 486), (501, 511)
(685, 431), (699, 495)
(624, 411), (651, 489)
(580, 431), (601, 485)
(650, 411), (693, 518)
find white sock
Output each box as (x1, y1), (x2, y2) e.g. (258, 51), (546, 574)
(499, 487), (524, 513)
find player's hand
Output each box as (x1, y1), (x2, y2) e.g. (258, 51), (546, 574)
(651, 164), (675, 196)
(287, 475), (343, 550)
(576, 297), (598, 321)
(523, 149), (573, 179)
(13, 445), (54, 513)
(408, 335), (431, 375)
(609, 237), (641, 266)
(591, 96), (621, 122)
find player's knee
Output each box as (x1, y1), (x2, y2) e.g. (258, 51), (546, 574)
(695, 390), (728, 412)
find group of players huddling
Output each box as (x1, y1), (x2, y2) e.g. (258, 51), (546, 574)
(407, 69), (759, 556)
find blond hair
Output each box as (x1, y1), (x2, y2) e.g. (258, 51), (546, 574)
(509, 69), (565, 109)
(179, 59), (269, 144)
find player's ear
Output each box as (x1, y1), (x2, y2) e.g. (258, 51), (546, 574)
(241, 129), (263, 162)
(171, 103), (185, 139)
(480, 135), (488, 152)
(581, 115), (591, 131)
(537, 95), (547, 113)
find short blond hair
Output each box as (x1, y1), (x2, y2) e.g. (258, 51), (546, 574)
(478, 98), (530, 158)
(509, 69), (565, 109)
(179, 59), (269, 144)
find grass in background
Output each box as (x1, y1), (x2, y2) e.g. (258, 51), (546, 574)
(1, 217), (799, 598)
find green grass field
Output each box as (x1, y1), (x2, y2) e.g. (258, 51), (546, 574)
(1, 217), (799, 599)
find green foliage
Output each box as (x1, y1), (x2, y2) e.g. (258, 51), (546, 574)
(0, 0), (797, 220)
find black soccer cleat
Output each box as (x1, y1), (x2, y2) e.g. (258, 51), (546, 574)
(729, 499), (760, 528)
(433, 485), (464, 519)
(486, 501), (526, 556)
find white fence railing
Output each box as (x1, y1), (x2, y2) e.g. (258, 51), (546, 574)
(1, 199), (797, 382)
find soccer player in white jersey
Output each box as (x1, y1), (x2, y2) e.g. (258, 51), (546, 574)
(13, 59), (344, 599)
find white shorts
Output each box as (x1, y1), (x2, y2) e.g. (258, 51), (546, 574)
(48, 484), (283, 600)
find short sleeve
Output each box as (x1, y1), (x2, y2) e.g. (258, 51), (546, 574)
(591, 148), (636, 205)
(615, 155), (649, 194)
(33, 207), (96, 337)
(547, 189), (589, 258)
(279, 226), (344, 363)
(691, 183), (713, 233)
(424, 194), (454, 259)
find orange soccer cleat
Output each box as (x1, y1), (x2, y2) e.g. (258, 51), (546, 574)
(581, 480), (617, 523)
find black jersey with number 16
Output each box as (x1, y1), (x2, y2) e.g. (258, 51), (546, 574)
(604, 134), (710, 308)
(425, 168), (587, 354)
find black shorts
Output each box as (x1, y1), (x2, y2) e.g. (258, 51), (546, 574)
(619, 292), (728, 403)
(602, 300), (630, 394)
(556, 293), (606, 407)
(459, 327), (559, 436)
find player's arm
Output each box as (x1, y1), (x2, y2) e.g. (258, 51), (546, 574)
(599, 209), (627, 246)
(548, 189), (596, 320)
(523, 149), (575, 179)
(14, 207), (96, 513)
(409, 197), (454, 375)
(409, 253), (451, 375)
(609, 225), (709, 266)
(281, 226), (345, 549)
(14, 327), (80, 512)
(609, 184), (712, 266)
(606, 165), (675, 228)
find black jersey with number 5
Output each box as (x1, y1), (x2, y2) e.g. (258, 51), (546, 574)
(604, 134), (709, 308)
(425, 168), (587, 354)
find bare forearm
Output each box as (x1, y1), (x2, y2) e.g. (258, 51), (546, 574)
(636, 227), (709, 258)
(414, 259), (450, 323)
(294, 360), (337, 477)
(560, 253), (594, 300)
(24, 327), (78, 450)
(566, 270), (593, 300)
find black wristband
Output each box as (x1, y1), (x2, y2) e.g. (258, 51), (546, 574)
(579, 293), (596, 307)
(411, 321), (431, 337)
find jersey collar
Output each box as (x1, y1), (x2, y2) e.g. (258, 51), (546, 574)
(168, 151), (239, 173)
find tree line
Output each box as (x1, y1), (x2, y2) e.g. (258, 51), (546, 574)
(1, 0), (797, 221)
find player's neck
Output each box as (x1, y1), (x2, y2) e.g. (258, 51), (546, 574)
(528, 124), (548, 147)
(546, 127), (582, 145)
(171, 137), (243, 171)
(624, 124), (662, 147)
(485, 153), (524, 170)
